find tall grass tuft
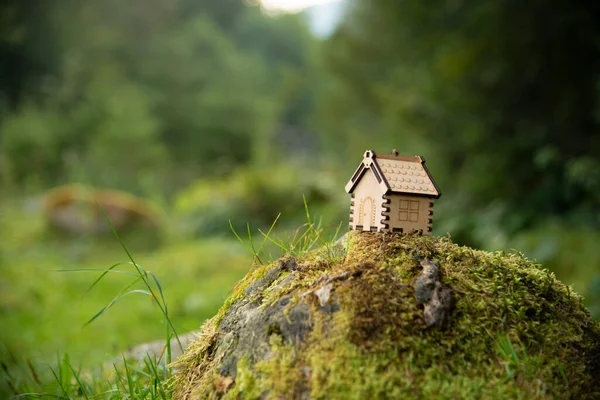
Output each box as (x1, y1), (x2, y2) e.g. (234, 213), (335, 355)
(229, 213), (281, 266)
(230, 196), (347, 265)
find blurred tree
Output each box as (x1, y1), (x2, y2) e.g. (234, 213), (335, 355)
(0, 0), (318, 193)
(139, 16), (276, 175)
(1, 66), (168, 193)
(318, 0), (600, 236)
(69, 78), (167, 192)
(232, 9), (319, 162)
(0, 0), (64, 109)
(0, 105), (64, 186)
(178, 0), (248, 30)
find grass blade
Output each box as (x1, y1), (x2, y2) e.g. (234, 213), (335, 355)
(147, 271), (182, 353)
(84, 288), (151, 327)
(68, 364), (90, 400)
(122, 356), (135, 398)
(94, 203), (182, 363)
(256, 213), (281, 258)
(54, 268), (139, 278)
(229, 220), (262, 264)
(48, 366), (69, 399)
(81, 262), (127, 295)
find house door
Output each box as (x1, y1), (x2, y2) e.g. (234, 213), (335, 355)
(358, 196), (376, 230)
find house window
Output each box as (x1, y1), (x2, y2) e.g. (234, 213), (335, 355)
(399, 200), (419, 222)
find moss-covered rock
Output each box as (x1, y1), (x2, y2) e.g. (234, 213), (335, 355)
(173, 232), (600, 399)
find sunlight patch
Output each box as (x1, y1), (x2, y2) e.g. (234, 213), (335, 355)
(245, 0), (342, 14)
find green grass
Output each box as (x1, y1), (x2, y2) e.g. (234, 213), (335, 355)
(0, 197), (342, 398)
(0, 235), (249, 365)
(3, 349), (175, 398)
(229, 196), (347, 266)
(0, 202), (252, 397)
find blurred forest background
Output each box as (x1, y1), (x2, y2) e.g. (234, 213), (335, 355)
(1, 0), (599, 371)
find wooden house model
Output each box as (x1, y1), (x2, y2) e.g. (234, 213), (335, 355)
(345, 149), (441, 234)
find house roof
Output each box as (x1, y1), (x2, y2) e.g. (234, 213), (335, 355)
(345, 149), (441, 198)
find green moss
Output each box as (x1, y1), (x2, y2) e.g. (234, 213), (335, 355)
(224, 358), (262, 399)
(173, 232), (600, 399)
(223, 336), (306, 400)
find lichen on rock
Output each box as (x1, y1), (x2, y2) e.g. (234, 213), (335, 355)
(173, 232), (600, 399)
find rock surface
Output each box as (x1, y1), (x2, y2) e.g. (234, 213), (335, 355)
(173, 232), (600, 399)
(414, 259), (455, 327)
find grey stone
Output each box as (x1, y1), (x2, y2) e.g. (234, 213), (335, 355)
(414, 259), (455, 327)
(215, 264), (341, 380)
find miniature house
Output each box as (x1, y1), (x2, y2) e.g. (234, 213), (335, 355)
(345, 149), (441, 234)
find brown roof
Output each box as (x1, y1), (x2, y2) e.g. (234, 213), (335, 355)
(345, 150), (441, 198)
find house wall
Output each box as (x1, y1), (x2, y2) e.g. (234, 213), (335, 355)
(385, 195), (434, 234)
(349, 170), (385, 232)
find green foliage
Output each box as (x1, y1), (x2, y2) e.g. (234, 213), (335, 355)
(318, 0), (600, 235)
(70, 80), (167, 192)
(0, 200), (253, 398)
(140, 16), (277, 172)
(232, 9), (318, 134)
(0, 1), (316, 194)
(1, 1), (599, 397)
(0, 105), (64, 187)
(0, 0), (65, 108)
(173, 165), (343, 237)
(588, 277), (600, 318)
(0, 199), (251, 388)
(1, 79), (168, 193)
